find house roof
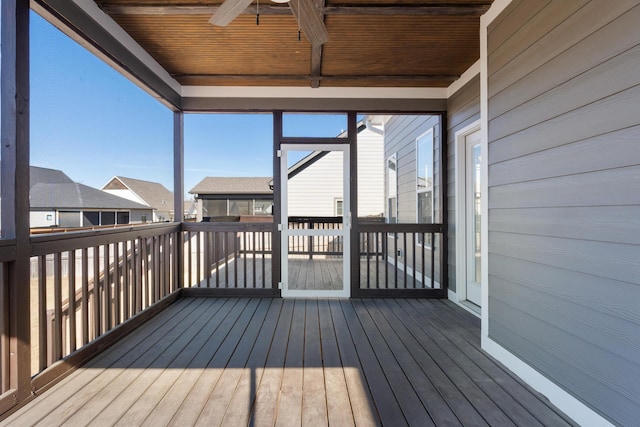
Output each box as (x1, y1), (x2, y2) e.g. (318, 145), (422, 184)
(103, 176), (174, 211)
(30, 166), (74, 188)
(190, 177), (273, 196)
(29, 167), (150, 210)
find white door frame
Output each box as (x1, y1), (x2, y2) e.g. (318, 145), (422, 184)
(454, 120), (482, 311)
(280, 143), (351, 297)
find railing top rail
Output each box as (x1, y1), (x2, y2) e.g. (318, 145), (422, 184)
(288, 216), (343, 224)
(30, 223), (181, 256)
(358, 223), (444, 233)
(182, 222), (273, 233)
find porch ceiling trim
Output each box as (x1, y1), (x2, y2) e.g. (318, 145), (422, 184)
(181, 84), (448, 111)
(180, 96), (448, 113)
(181, 85), (448, 99)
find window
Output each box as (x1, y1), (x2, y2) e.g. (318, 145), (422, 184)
(59, 211), (81, 228)
(254, 199), (273, 215)
(387, 154), (397, 223)
(203, 199), (227, 217)
(335, 199), (344, 216)
(417, 129), (434, 245)
(83, 211), (100, 226)
(101, 211), (116, 225)
(228, 199), (251, 216)
(117, 212), (130, 224)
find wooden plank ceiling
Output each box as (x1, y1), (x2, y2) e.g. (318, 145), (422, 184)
(96, 1), (493, 88)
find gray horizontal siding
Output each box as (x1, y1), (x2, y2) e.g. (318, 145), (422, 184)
(487, 1), (640, 425)
(446, 75), (480, 292)
(384, 115), (444, 284)
(384, 115), (442, 225)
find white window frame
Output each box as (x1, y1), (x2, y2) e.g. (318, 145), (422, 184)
(334, 198), (344, 216)
(386, 153), (398, 224)
(416, 128), (434, 247)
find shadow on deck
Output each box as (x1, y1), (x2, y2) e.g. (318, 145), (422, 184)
(2, 297), (575, 426)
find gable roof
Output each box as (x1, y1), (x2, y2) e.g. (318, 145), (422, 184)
(29, 166), (150, 210)
(190, 177), (273, 196)
(103, 176), (174, 211)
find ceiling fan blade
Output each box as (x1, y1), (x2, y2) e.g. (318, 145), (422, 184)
(209, 0), (254, 27)
(289, 0), (329, 46)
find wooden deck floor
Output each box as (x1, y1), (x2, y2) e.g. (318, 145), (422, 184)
(3, 297), (575, 426)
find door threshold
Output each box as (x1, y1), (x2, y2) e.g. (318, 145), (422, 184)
(459, 300), (481, 317)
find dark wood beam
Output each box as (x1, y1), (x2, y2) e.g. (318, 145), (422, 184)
(310, 45), (322, 88)
(310, 0), (326, 88)
(100, 4), (490, 17)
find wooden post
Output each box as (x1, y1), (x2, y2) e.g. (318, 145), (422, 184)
(1, 0), (31, 405)
(173, 111), (184, 289)
(348, 112), (359, 296)
(272, 112), (282, 294)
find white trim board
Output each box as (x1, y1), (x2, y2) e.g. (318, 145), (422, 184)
(453, 120), (481, 308)
(181, 86), (448, 99)
(484, 338), (614, 427)
(447, 60), (480, 98)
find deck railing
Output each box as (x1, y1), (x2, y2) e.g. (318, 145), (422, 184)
(0, 217), (447, 417)
(29, 223), (181, 382)
(287, 217), (343, 258)
(358, 223), (444, 292)
(182, 222), (273, 290)
(0, 239), (16, 400)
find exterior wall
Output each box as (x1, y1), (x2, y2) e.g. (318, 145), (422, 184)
(447, 75), (481, 292)
(356, 127), (385, 218)
(30, 210), (57, 228)
(153, 209), (172, 222)
(130, 209), (154, 224)
(287, 128), (384, 217)
(383, 115), (443, 286)
(384, 115), (442, 224)
(487, 1), (640, 425)
(103, 188), (171, 222)
(287, 151), (344, 217)
(30, 209), (152, 227)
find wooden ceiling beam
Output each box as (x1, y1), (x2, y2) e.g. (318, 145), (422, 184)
(310, 0), (326, 88)
(100, 4), (490, 17)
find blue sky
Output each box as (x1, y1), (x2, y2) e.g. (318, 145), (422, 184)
(28, 11), (349, 196)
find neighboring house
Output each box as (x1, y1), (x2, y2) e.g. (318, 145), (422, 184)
(102, 176), (173, 222)
(286, 120), (384, 217)
(184, 198), (198, 220)
(30, 166), (153, 228)
(190, 177), (273, 220)
(190, 123), (385, 220)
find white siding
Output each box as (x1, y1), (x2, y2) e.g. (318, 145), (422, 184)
(30, 210), (57, 228)
(287, 128), (384, 217)
(356, 127), (385, 217)
(287, 151), (344, 217)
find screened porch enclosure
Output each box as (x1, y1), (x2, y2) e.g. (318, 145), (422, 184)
(1, 0), (528, 422)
